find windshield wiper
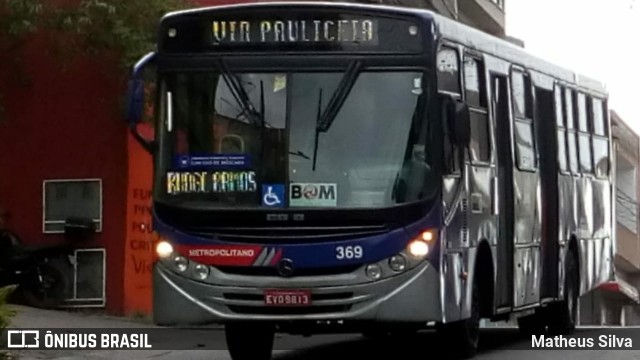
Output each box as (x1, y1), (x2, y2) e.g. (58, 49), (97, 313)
(316, 60), (362, 132)
(259, 79), (265, 129)
(216, 59), (261, 126)
(312, 88), (323, 170)
(289, 150), (310, 160)
(312, 60), (362, 170)
(259, 79), (266, 177)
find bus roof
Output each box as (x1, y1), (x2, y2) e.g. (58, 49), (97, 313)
(427, 9), (608, 96)
(160, 1), (432, 21)
(160, 1), (607, 96)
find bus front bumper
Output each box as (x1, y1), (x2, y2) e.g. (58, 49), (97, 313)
(152, 261), (441, 326)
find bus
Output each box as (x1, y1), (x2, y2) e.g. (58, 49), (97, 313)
(123, 2), (615, 358)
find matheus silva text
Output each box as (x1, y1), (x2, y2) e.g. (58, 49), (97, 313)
(532, 335), (632, 348)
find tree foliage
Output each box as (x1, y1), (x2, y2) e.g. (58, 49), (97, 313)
(50, 0), (192, 68)
(0, 0), (43, 39)
(2, 0), (191, 66)
(0, 285), (17, 351)
(0, 0), (193, 122)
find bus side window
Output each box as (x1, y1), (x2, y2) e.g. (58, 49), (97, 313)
(437, 46), (461, 95)
(576, 91), (593, 174)
(564, 88), (579, 175)
(463, 55), (490, 163)
(555, 85), (569, 173)
(437, 46), (461, 175)
(511, 69), (536, 171)
(591, 97), (610, 178)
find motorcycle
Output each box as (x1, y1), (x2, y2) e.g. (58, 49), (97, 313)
(0, 217), (95, 309)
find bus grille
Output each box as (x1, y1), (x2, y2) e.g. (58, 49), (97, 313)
(183, 225), (389, 244)
(216, 265), (361, 277)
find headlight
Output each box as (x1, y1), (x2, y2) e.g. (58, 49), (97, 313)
(405, 229), (435, 259)
(389, 255), (407, 272)
(174, 256), (188, 272)
(193, 264), (209, 280)
(156, 241), (173, 258)
(407, 240), (429, 259)
(365, 264), (382, 280)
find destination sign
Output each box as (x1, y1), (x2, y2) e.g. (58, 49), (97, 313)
(166, 171), (257, 195)
(211, 19), (377, 45)
(159, 8), (424, 54)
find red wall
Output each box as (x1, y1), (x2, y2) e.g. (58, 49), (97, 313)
(0, 33), (128, 314)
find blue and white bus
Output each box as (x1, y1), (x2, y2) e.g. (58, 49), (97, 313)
(124, 2), (615, 358)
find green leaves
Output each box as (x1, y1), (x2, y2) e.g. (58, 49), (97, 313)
(58, 0), (191, 68)
(0, 285), (17, 331)
(1, 0), (43, 36)
(0, 0), (193, 122)
(0, 285), (17, 357)
(1, 0), (193, 67)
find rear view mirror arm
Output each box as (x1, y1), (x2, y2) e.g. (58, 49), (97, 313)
(132, 52), (156, 80)
(130, 123), (155, 153)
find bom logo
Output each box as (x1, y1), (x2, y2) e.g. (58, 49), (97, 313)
(289, 183), (337, 207)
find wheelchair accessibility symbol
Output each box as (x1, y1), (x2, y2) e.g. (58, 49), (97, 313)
(262, 184), (285, 208)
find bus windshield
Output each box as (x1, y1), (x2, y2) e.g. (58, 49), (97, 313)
(157, 68), (436, 209)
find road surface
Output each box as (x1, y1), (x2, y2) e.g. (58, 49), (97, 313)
(4, 305), (640, 359)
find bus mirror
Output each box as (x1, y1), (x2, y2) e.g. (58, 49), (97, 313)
(125, 51), (155, 125)
(125, 52), (156, 153)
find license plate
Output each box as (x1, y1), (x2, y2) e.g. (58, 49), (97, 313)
(264, 289), (312, 306)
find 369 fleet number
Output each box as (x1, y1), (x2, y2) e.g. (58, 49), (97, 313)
(336, 245), (363, 260)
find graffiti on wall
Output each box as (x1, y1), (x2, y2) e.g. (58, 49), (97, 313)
(123, 124), (156, 315)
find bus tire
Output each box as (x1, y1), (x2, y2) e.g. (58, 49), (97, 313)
(225, 322), (274, 360)
(439, 278), (480, 359)
(517, 312), (546, 336)
(548, 252), (578, 335)
(362, 327), (419, 339)
(361, 329), (389, 339)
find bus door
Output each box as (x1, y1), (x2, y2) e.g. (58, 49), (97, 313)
(535, 85), (560, 300)
(491, 73), (514, 310)
(509, 68), (542, 308)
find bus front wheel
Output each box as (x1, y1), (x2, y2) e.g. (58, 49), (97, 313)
(225, 322), (275, 360)
(438, 279), (480, 359)
(548, 253), (578, 335)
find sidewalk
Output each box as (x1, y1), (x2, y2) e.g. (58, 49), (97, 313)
(2, 305), (229, 360)
(9, 304), (157, 329)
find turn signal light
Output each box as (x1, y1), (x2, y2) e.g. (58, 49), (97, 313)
(420, 230), (435, 242)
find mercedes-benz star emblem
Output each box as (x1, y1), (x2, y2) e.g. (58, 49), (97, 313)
(277, 258), (294, 277)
